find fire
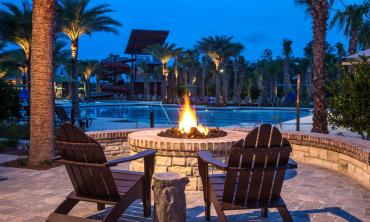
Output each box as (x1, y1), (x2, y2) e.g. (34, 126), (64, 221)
(178, 95), (209, 135)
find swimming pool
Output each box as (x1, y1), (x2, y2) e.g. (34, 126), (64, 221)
(67, 104), (311, 128)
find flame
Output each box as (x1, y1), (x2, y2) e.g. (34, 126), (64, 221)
(178, 95), (209, 135)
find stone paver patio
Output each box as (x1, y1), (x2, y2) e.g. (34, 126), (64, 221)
(0, 161), (369, 222)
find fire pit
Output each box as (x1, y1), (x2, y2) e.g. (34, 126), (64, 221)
(158, 95), (227, 139)
(128, 95), (247, 190)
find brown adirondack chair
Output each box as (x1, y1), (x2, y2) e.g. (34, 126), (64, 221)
(47, 123), (156, 222)
(197, 124), (297, 222)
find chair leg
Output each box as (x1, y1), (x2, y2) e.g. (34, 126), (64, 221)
(205, 199), (211, 221)
(277, 207), (293, 222)
(103, 197), (131, 222)
(54, 198), (79, 214)
(143, 194), (151, 217)
(261, 208), (268, 217)
(97, 203), (105, 211)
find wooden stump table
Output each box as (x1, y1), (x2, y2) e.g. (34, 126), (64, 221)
(152, 172), (189, 222)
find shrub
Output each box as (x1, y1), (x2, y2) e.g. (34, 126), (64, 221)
(328, 58), (370, 139)
(0, 78), (20, 120)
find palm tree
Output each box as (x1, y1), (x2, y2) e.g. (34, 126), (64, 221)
(144, 43), (183, 101)
(81, 60), (100, 97)
(231, 43), (244, 103)
(197, 35), (236, 103)
(295, 0), (333, 134)
(57, 0), (121, 122)
(330, 1), (370, 54)
(28, 0), (55, 167)
(282, 39), (293, 98)
(0, 1), (32, 83)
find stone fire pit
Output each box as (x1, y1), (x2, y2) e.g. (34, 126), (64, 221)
(128, 129), (247, 190)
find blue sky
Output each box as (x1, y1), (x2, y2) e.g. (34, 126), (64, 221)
(4, 0), (364, 61)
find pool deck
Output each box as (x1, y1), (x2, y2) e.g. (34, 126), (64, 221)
(0, 159), (369, 222)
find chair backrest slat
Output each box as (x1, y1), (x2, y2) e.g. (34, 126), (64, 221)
(222, 124), (292, 205)
(222, 140), (243, 203)
(233, 147), (254, 205)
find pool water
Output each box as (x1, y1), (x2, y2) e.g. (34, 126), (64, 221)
(71, 105), (311, 128)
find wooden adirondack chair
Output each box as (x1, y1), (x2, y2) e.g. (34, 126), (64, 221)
(47, 123), (156, 222)
(197, 124), (297, 222)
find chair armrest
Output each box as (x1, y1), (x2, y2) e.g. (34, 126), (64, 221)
(197, 151), (227, 170)
(106, 149), (156, 167)
(287, 158), (298, 169)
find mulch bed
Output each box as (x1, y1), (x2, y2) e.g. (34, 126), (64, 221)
(0, 158), (62, 170)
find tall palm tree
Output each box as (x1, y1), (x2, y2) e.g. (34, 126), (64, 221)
(196, 35), (236, 103)
(0, 1), (32, 83)
(330, 1), (370, 54)
(295, 0), (333, 134)
(231, 42), (244, 103)
(57, 0), (121, 121)
(144, 43), (183, 101)
(28, 0), (55, 167)
(282, 39), (293, 98)
(81, 60), (100, 97)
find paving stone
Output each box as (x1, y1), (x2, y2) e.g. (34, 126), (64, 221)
(0, 162), (369, 221)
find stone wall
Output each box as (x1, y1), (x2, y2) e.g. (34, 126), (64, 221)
(87, 129), (370, 190)
(86, 130), (135, 159)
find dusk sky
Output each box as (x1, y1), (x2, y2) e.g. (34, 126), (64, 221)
(5, 0), (365, 61)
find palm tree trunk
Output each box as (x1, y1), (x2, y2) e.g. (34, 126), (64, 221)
(70, 39), (80, 122)
(29, 0), (55, 166)
(200, 64), (206, 100)
(223, 74), (228, 104)
(161, 64), (168, 102)
(349, 28), (359, 55)
(283, 58), (290, 97)
(232, 59), (239, 103)
(215, 72), (221, 102)
(311, 0), (329, 133)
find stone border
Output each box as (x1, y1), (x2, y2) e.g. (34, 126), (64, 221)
(87, 128), (370, 189)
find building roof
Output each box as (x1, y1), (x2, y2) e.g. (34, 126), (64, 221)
(125, 29), (169, 55)
(342, 49), (370, 66)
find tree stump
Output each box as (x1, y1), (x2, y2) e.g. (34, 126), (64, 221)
(152, 172), (189, 222)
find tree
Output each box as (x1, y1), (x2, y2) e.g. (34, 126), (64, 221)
(328, 58), (370, 139)
(282, 39), (293, 98)
(196, 35), (237, 103)
(231, 43), (244, 103)
(81, 60), (100, 97)
(144, 43), (183, 101)
(295, 0), (333, 134)
(0, 1), (32, 83)
(28, 0), (55, 167)
(0, 78), (20, 120)
(330, 1), (370, 54)
(57, 0), (121, 122)
(358, 19), (370, 50)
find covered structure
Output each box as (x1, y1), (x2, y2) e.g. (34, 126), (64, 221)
(125, 29), (169, 99)
(342, 49), (370, 66)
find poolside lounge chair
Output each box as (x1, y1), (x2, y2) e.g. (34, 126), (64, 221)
(47, 123), (156, 222)
(197, 124), (297, 222)
(55, 106), (92, 129)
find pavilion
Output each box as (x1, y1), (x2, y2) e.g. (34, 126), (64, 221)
(125, 29), (169, 99)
